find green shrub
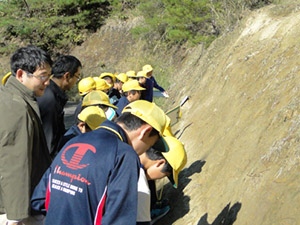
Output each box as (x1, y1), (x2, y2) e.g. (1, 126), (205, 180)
(115, 0), (273, 49)
(0, 0), (111, 55)
(127, 0), (218, 47)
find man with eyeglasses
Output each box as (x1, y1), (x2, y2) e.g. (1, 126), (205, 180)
(0, 45), (53, 225)
(37, 55), (82, 158)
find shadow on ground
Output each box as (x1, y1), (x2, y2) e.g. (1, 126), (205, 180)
(155, 160), (206, 225)
(173, 122), (193, 139)
(197, 202), (242, 225)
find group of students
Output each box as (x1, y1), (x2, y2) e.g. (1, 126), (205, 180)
(0, 45), (186, 225)
(74, 66), (169, 119)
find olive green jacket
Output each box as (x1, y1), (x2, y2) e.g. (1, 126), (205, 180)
(0, 76), (51, 220)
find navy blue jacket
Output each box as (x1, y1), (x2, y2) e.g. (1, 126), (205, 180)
(149, 76), (165, 92)
(56, 124), (82, 153)
(141, 76), (166, 102)
(141, 78), (153, 102)
(115, 96), (129, 116)
(32, 120), (140, 225)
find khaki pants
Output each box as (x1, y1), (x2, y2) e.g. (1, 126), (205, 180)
(0, 214), (44, 225)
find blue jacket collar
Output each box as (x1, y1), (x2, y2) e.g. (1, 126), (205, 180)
(98, 120), (128, 144)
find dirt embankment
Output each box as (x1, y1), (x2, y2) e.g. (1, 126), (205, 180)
(155, 4), (300, 225)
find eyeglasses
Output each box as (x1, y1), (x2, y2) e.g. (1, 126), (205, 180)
(26, 72), (53, 82)
(74, 74), (81, 81)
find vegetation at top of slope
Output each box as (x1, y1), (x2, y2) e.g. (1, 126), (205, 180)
(0, 0), (111, 56)
(0, 0), (275, 57)
(112, 0), (274, 49)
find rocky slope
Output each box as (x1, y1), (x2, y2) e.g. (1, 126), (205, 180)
(154, 3), (300, 225)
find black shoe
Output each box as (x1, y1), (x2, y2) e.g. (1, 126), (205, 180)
(150, 205), (170, 225)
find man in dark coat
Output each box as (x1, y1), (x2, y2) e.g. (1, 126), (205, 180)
(37, 55), (82, 157)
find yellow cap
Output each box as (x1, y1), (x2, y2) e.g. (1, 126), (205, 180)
(126, 70), (136, 78)
(99, 72), (116, 83)
(136, 71), (148, 78)
(163, 115), (174, 137)
(78, 106), (106, 130)
(142, 64), (153, 73)
(82, 90), (117, 109)
(122, 80), (146, 92)
(161, 136), (187, 188)
(122, 100), (167, 135)
(116, 73), (128, 83)
(78, 77), (96, 96)
(93, 77), (112, 91)
(2, 72), (12, 85)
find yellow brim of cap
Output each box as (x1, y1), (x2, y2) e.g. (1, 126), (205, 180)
(2, 72), (11, 85)
(103, 103), (118, 109)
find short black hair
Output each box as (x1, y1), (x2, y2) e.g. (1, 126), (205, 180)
(146, 148), (172, 174)
(10, 45), (52, 76)
(51, 55), (82, 78)
(115, 78), (123, 83)
(76, 118), (92, 131)
(81, 104), (109, 112)
(115, 112), (159, 137)
(102, 76), (113, 83)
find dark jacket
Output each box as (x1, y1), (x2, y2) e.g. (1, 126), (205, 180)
(32, 120), (140, 225)
(141, 77), (165, 102)
(108, 88), (121, 105)
(73, 99), (82, 124)
(141, 78), (154, 102)
(37, 80), (68, 156)
(149, 76), (165, 92)
(56, 124), (82, 153)
(115, 96), (130, 116)
(0, 76), (51, 220)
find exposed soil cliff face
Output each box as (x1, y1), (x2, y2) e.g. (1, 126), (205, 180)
(154, 4), (300, 225)
(73, 3), (300, 225)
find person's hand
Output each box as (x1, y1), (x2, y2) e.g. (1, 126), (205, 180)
(162, 91), (169, 98)
(6, 220), (22, 225)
